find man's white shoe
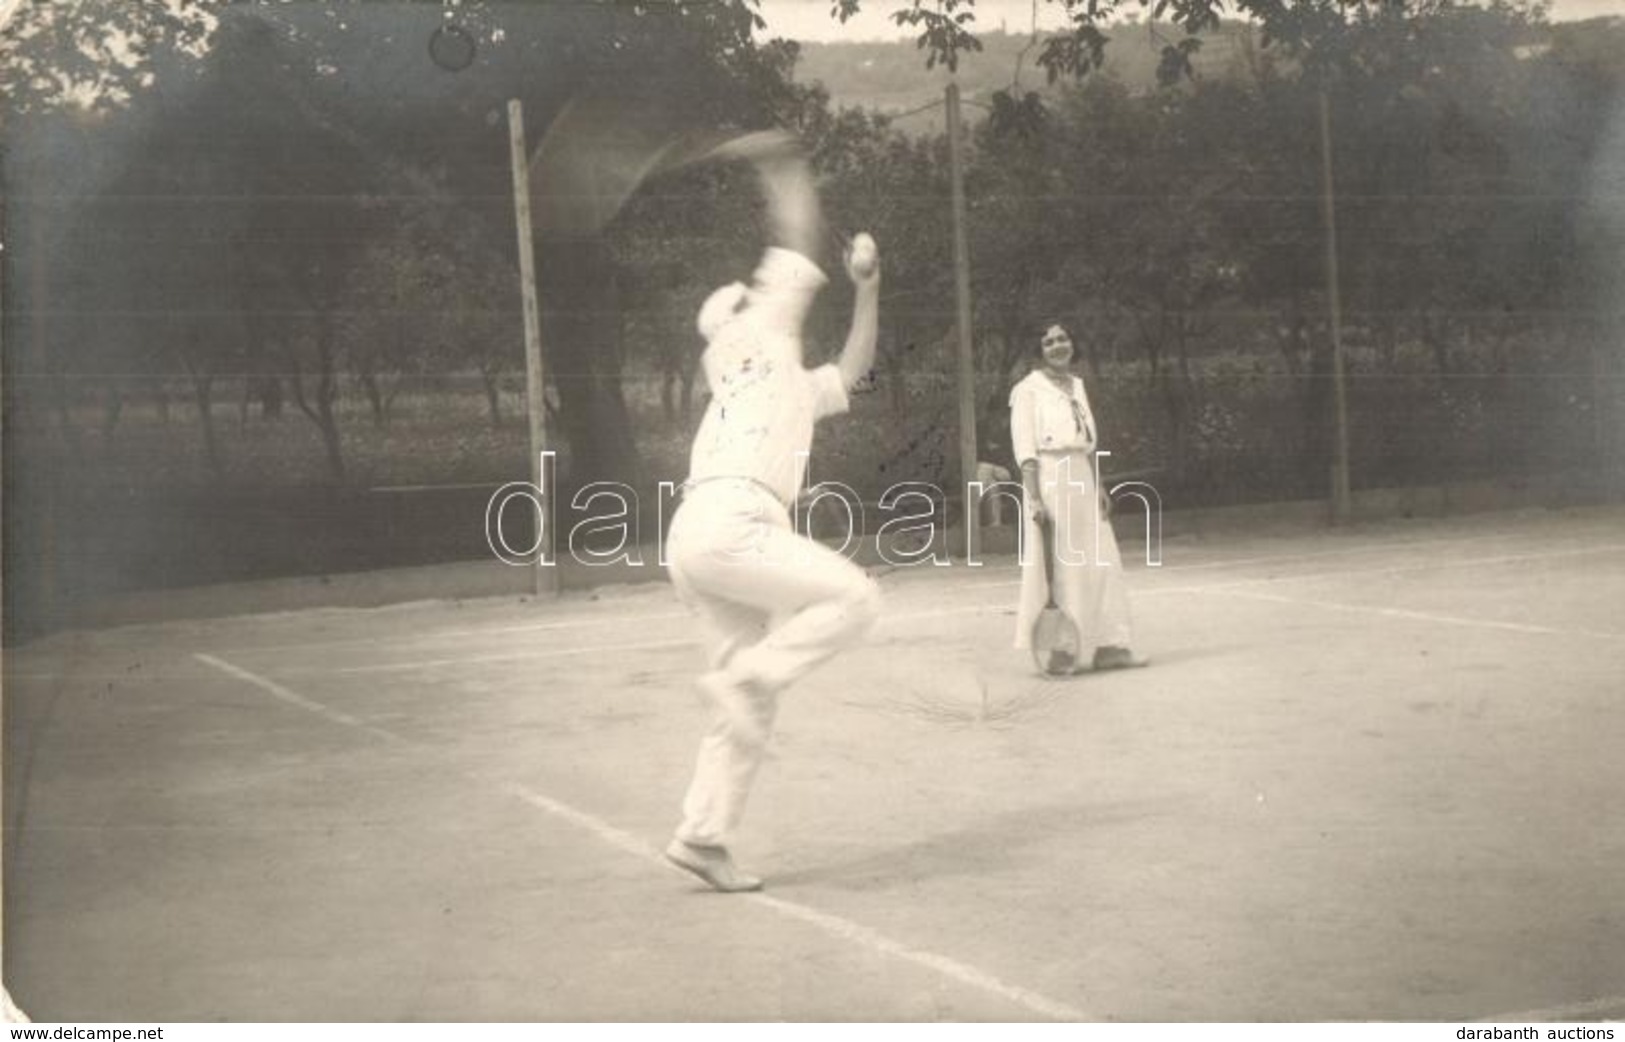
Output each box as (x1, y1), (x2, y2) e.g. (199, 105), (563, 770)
(665, 839), (764, 893)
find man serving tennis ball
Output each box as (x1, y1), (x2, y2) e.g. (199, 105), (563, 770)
(662, 130), (883, 893)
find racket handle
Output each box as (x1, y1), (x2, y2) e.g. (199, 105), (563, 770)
(1039, 515), (1060, 608)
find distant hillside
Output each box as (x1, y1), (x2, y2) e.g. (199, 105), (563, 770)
(793, 24), (1259, 131)
(790, 16), (1623, 131)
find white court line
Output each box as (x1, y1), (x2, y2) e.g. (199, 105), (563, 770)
(222, 582), (1021, 658)
(496, 781), (664, 863)
(1210, 541), (1625, 585)
(280, 600), (1025, 677)
(1123, 524), (1542, 575)
(750, 892), (1089, 1022)
(194, 654), (408, 745)
(192, 652), (1093, 1022)
(1199, 587), (1625, 641)
(884, 538), (1625, 604)
(219, 610), (697, 656)
(291, 637), (699, 676)
(10, 542), (1611, 688)
(211, 527), (1612, 658)
(1478, 995), (1625, 1022)
(878, 602), (1014, 626)
(1140, 541), (1625, 600)
(214, 529), (1477, 655)
(257, 543), (1625, 677)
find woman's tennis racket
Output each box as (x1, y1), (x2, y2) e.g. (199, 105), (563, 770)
(1030, 514), (1082, 676)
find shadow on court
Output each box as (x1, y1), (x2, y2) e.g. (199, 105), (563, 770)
(766, 798), (1182, 890)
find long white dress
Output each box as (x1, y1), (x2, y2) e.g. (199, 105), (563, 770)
(1009, 369), (1134, 651)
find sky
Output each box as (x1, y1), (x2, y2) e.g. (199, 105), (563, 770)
(757, 0), (1625, 42)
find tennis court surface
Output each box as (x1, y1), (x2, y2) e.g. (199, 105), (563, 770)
(5, 505), (1623, 1022)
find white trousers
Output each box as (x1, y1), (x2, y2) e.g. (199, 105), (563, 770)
(1014, 451), (1134, 650)
(666, 480), (882, 846)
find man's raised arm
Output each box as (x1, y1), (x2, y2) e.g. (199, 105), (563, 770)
(836, 233), (881, 393)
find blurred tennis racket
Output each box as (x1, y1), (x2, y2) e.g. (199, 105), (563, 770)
(1030, 515), (1082, 676)
(530, 90), (779, 240)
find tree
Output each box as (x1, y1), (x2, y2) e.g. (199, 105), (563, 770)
(0, 0), (216, 116)
(1, 0), (1600, 500)
(3, 0), (805, 493)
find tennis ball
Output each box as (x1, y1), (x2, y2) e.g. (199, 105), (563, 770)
(848, 233), (878, 279)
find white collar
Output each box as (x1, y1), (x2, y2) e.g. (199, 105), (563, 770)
(1027, 369), (1079, 396)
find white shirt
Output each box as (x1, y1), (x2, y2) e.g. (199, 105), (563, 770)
(1009, 369), (1098, 464)
(687, 248), (850, 505)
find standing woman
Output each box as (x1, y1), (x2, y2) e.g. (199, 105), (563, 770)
(1010, 322), (1144, 671)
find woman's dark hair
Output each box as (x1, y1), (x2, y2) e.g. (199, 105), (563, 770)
(1031, 318), (1073, 354)
(1027, 319), (1078, 377)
